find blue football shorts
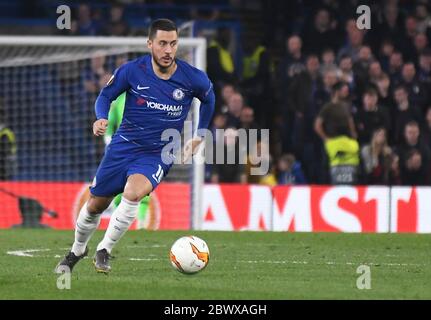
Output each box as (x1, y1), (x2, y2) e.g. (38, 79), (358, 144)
(89, 142), (174, 197)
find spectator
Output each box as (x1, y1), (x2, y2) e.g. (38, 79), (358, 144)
(319, 66), (338, 105)
(287, 54), (324, 181)
(330, 81), (352, 110)
(207, 27), (236, 91)
(361, 127), (396, 185)
(375, 73), (393, 108)
(320, 48), (336, 71)
(400, 15), (419, 62)
(415, 2), (431, 34)
(314, 101), (359, 185)
(353, 45), (374, 97)
(207, 112), (227, 182)
(103, 4), (130, 36)
(239, 106), (259, 131)
(224, 92), (244, 129)
(302, 8), (340, 55)
(344, 18), (357, 37)
(218, 83), (236, 113)
(387, 51), (404, 85)
(277, 34), (305, 153)
(355, 87), (391, 145)
(395, 121), (431, 185)
(413, 32), (429, 62)
(337, 27), (364, 62)
(378, 39), (395, 72)
(239, 35), (271, 126)
(399, 62), (428, 111)
(246, 140), (273, 185)
(287, 54), (321, 128)
(0, 104), (16, 180)
(417, 49), (431, 86)
(375, 3), (404, 53)
(368, 60), (384, 86)
(82, 50), (111, 162)
(211, 128), (246, 183)
(423, 106), (431, 150)
(70, 4), (103, 36)
(276, 153), (306, 185)
(337, 55), (355, 90)
(314, 100), (357, 141)
(391, 85), (423, 144)
(399, 149), (427, 185)
(258, 156), (278, 186)
(279, 35), (305, 83)
(83, 51), (110, 96)
(210, 112), (227, 144)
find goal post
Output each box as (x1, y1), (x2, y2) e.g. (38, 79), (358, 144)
(0, 36), (206, 230)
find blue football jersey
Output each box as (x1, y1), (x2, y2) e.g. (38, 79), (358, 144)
(95, 54), (214, 153)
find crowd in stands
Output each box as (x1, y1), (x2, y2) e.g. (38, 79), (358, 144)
(204, 0), (431, 187)
(2, 0), (431, 187)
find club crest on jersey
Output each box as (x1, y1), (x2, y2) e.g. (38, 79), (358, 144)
(173, 88), (185, 101)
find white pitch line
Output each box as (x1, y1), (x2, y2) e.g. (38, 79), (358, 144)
(128, 258), (160, 261)
(237, 260), (425, 267)
(5, 248), (426, 267)
(125, 244), (167, 248)
(6, 248), (51, 257)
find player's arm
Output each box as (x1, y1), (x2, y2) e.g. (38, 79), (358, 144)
(183, 78), (215, 161)
(104, 93), (125, 144)
(93, 64), (130, 136)
(196, 82), (216, 135)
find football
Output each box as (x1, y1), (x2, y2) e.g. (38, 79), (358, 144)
(169, 235), (210, 274)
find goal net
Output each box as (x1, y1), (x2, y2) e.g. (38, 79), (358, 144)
(0, 36), (206, 230)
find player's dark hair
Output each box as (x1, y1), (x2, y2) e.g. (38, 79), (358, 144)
(148, 19), (178, 39)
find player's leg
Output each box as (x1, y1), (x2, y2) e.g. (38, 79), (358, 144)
(94, 152), (172, 273)
(55, 194), (113, 273)
(94, 174), (153, 273)
(71, 194), (113, 255)
(55, 142), (129, 273)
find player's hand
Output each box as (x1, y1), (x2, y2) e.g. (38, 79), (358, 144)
(182, 137), (203, 163)
(93, 119), (108, 136)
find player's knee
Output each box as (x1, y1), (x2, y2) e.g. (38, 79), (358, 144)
(123, 190), (146, 203)
(86, 198), (108, 215)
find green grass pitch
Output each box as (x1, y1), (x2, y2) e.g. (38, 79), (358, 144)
(0, 229), (431, 299)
